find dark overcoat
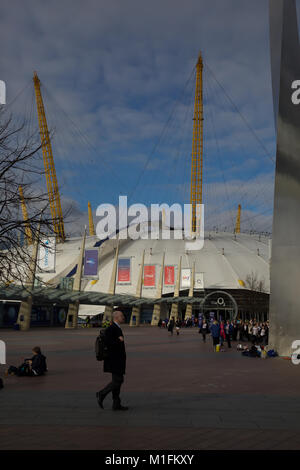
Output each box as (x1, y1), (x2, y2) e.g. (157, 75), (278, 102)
(103, 323), (126, 375)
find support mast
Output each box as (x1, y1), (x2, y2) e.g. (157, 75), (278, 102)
(33, 71), (65, 242)
(235, 204), (241, 234)
(190, 53), (204, 233)
(88, 201), (95, 236)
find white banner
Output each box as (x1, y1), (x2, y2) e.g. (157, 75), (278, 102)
(194, 272), (204, 289)
(181, 269), (191, 288)
(38, 237), (56, 272)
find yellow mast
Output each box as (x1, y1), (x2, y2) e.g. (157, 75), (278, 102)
(19, 185), (33, 245)
(33, 71), (65, 242)
(235, 204), (241, 234)
(88, 201), (95, 236)
(190, 53), (204, 233)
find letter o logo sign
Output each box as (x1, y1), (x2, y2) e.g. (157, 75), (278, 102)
(217, 297), (225, 306)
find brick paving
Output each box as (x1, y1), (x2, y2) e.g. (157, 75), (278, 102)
(1, 326), (300, 449)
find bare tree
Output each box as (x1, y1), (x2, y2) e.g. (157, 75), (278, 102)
(244, 271), (266, 319)
(0, 107), (64, 286)
(245, 272), (266, 293)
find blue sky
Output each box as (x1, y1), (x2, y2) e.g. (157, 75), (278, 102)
(1, 0), (292, 235)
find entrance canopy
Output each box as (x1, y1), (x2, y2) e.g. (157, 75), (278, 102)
(0, 285), (203, 307)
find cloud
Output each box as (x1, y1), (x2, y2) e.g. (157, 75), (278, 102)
(0, 0), (281, 232)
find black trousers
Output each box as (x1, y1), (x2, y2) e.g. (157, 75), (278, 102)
(226, 334), (231, 348)
(100, 373), (124, 404)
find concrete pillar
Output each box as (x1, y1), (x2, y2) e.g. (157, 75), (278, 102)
(17, 223), (40, 331)
(65, 229), (86, 329)
(269, 0), (300, 356)
(170, 256), (182, 321)
(151, 253), (165, 326)
(185, 261), (195, 320)
(130, 250), (145, 326)
(103, 241), (119, 322)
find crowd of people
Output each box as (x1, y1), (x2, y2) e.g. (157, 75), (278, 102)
(158, 316), (269, 350)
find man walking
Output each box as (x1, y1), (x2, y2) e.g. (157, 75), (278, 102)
(96, 310), (128, 411)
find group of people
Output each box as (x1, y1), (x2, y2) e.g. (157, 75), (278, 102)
(158, 317), (198, 329)
(159, 315), (269, 352)
(202, 318), (269, 351)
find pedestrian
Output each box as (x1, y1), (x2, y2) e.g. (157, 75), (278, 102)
(225, 320), (233, 348)
(220, 321), (226, 346)
(201, 319), (208, 343)
(260, 323), (267, 345)
(96, 310), (128, 411)
(233, 321), (238, 341)
(243, 322), (249, 341)
(168, 318), (175, 336)
(210, 320), (220, 351)
(252, 323), (259, 344)
(248, 322), (253, 341)
(175, 320), (181, 336)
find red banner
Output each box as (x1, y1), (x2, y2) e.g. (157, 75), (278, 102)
(144, 265), (156, 287)
(164, 266), (175, 285)
(117, 258), (131, 283)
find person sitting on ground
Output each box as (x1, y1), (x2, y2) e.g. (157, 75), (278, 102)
(7, 346), (47, 377)
(242, 344), (260, 358)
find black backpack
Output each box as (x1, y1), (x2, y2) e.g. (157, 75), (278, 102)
(95, 329), (109, 361)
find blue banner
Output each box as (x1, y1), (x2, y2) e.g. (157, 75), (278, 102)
(84, 250), (98, 277)
(209, 311), (215, 325)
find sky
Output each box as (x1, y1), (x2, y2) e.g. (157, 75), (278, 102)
(1, 0), (294, 236)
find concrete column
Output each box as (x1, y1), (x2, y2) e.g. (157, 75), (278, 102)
(170, 256), (182, 321)
(130, 250), (145, 327)
(269, 0), (300, 356)
(185, 261), (195, 320)
(151, 253), (165, 326)
(65, 229), (86, 329)
(103, 240), (119, 322)
(17, 223), (40, 331)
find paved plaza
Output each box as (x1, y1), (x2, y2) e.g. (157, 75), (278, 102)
(1, 325), (300, 450)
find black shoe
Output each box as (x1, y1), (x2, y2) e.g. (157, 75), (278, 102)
(96, 391), (105, 409)
(112, 405), (129, 411)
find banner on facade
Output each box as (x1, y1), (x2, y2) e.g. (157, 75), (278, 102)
(194, 272), (204, 289)
(209, 311), (215, 325)
(144, 265), (156, 287)
(181, 269), (191, 288)
(117, 258), (131, 283)
(83, 250), (99, 277)
(164, 266), (175, 286)
(38, 237), (56, 272)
